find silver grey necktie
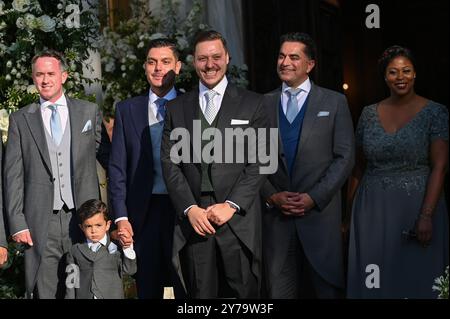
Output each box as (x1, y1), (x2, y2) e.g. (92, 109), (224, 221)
(286, 89), (302, 123)
(204, 90), (218, 125)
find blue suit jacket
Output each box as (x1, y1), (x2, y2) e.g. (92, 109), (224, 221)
(108, 92), (178, 237)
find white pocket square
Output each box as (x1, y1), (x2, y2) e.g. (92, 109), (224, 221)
(230, 119), (249, 125)
(108, 242), (118, 254)
(82, 120), (92, 132)
(317, 111), (330, 117)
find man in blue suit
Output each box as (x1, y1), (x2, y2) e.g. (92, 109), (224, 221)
(108, 38), (182, 298)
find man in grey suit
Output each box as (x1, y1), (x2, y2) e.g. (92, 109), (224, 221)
(161, 30), (268, 298)
(4, 50), (104, 298)
(0, 143), (8, 268)
(262, 32), (355, 298)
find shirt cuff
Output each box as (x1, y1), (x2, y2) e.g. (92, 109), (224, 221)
(225, 200), (240, 212)
(12, 229), (29, 237)
(123, 244), (136, 260)
(184, 205), (196, 216)
(115, 217), (128, 224)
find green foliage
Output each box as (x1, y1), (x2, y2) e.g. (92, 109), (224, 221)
(0, 0), (100, 114)
(0, 242), (26, 299)
(99, 0), (248, 118)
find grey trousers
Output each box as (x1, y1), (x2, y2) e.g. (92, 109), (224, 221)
(35, 208), (74, 299)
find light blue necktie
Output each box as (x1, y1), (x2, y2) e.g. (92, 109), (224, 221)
(286, 88), (302, 123)
(90, 242), (101, 252)
(204, 90), (218, 124)
(155, 98), (168, 122)
(48, 104), (62, 145)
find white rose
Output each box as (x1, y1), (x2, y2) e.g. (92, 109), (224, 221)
(185, 54), (194, 63)
(0, 1), (5, 15)
(27, 85), (38, 94)
(16, 17), (25, 29)
(38, 15), (56, 32)
(24, 13), (36, 29)
(6, 60), (12, 68)
(0, 109), (10, 132)
(12, 0), (30, 13)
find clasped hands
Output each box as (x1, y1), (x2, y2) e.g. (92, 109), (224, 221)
(113, 220), (134, 248)
(187, 203), (237, 237)
(268, 191), (315, 216)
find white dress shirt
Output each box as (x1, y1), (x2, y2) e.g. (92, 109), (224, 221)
(40, 94), (69, 136)
(198, 75), (228, 117)
(148, 87), (177, 124)
(281, 77), (311, 116)
(87, 234), (136, 260)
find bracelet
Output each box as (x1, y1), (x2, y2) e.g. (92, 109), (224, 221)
(421, 204), (434, 215)
(419, 213), (432, 220)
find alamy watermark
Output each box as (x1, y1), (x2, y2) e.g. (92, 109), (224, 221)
(169, 120), (279, 174)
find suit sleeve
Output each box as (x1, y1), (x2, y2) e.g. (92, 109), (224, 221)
(161, 103), (198, 218)
(4, 114), (28, 235)
(120, 250), (137, 276)
(96, 106), (111, 171)
(260, 179), (278, 203)
(0, 143), (8, 248)
(225, 95), (269, 214)
(108, 104), (129, 219)
(308, 94), (355, 211)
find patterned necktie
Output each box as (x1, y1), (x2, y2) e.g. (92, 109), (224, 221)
(155, 98), (168, 122)
(286, 88), (302, 123)
(90, 242), (101, 252)
(204, 90), (218, 125)
(48, 104), (62, 145)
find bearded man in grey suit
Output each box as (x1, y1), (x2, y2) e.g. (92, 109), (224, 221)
(4, 50), (104, 298)
(262, 33), (355, 298)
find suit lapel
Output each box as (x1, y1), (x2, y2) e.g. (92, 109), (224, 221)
(78, 243), (97, 261)
(268, 88), (289, 176)
(297, 84), (323, 153)
(130, 95), (152, 159)
(68, 98), (86, 169)
(182, 89), (200, 147)
(23, 102), (52, 174)
(216, 84), (242, 130)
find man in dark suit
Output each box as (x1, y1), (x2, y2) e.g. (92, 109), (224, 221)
(4, 50), (104, 298)
(108, 38), (182, 298)
(261, 32), (355, 298)
(161, 30), (268, 298)
(0, 143), (7, 268)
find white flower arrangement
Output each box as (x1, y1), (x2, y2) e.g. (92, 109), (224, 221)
(99, 0), (248, 118)
(432, 265), (449, 299)
(0, 0), (99, 142)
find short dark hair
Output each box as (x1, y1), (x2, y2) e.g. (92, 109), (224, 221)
(378, 45), (416, 76)
(31, 49), (68, 72)
(146, 38), (179, 60)
(193, 30), (228, 54)
(280, 32), (317, 61)
(78, 199), (109, 224)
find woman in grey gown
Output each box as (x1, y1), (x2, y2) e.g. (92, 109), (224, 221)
(346, 45), (449, 298)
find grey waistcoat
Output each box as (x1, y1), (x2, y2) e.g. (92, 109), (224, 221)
(44, 119), (75, 210)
